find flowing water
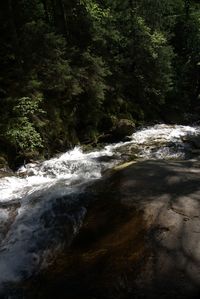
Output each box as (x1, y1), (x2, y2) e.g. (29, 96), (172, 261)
(0, 124), (200, 294)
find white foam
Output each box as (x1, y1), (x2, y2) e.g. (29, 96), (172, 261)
(131, 124), (199, 144)
(0, 124), (200, 203)
(0, 124), (200, 288)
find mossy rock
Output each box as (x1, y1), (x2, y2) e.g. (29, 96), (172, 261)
(111, 119), (136, 140)
(99, 115), (118, 132)
(0, 156), (14, 177)
(0, 156), (8, 168)
(187, 135), (200, 149)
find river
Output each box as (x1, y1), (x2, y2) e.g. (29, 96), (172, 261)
(0, 124), (200, 297)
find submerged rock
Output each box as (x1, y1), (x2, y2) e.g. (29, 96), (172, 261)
(182, 135), (200, 149)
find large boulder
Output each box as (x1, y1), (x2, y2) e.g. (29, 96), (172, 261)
(188, 135), (200, 148)
(0, 168), (13, 178)
(106, 118), (136, 142)
(21, 159), (200, 299)
(98, 118), (136, 143)
(182, 135), (200, 156)
(0, 156), (13, 178)
(113, 119), (135, 138)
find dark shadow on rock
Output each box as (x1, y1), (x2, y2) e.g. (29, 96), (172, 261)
(3, 159), (200, 298)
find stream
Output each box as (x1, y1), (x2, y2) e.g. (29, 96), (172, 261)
(0, 124), (200, 296)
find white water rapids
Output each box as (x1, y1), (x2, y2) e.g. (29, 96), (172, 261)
(1, 124), (200, 202)
(0, 124), (200, 294)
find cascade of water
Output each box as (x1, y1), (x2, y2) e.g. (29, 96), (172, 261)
(1, 124), (200, 203)
(0, 124), (200, 289)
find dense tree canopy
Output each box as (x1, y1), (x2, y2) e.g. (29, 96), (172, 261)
(0, 0), (200, 167)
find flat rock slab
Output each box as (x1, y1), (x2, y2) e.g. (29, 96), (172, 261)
(18, 159), (200, 298)
(105, 159), (200, 296)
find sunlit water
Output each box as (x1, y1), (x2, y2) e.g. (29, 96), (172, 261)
(0, 124), (200, 292)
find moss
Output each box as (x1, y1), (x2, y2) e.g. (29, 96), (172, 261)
(0, 156), (8, 168)
(112, 161), (137, 171)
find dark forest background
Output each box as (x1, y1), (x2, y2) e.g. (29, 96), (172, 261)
(0, 0), (200, 167)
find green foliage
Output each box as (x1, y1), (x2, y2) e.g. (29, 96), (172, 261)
(0, 0), (200, 166)
(168, 4), (200, 112)
(13, 97), (43, 116)
(5, 117), (43, 151)
(2, 97), (44, 153)
(74, 50), (109, 140)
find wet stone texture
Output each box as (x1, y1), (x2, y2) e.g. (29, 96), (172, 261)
(8, 159), (200, 298)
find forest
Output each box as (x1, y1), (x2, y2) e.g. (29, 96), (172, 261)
(1, 2), (200, 298)
(0, 0), (200, 168)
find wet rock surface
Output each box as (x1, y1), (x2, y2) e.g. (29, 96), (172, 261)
(16, 159), (200, 299)
(1, 125), (200, 298)
(0, 167), (14, 178)
(183, 135), (200, 149)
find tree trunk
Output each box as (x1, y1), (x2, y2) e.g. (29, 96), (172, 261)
(51, 0), (67, 36)
(185, 0), (190, 18)
(7, 0), (22, 73)
(50, 0), (57, 27)
(42, 0), (50, 23)
(57, 0), (67, 36)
